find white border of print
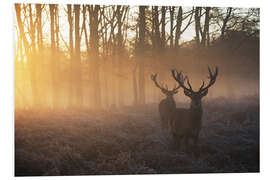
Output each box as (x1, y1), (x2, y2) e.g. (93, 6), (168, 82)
(1, 0), (268, 180)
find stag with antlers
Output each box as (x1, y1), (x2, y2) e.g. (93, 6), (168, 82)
(151, 73), (181, 130)
(170, 67), (218, 152)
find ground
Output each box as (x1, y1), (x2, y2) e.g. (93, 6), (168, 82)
(15, 96), (259, 176)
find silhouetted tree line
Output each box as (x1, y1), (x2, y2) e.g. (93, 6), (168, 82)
(14, 4), (259, 110)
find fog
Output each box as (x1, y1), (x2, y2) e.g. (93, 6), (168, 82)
(15, 49), (259, 109)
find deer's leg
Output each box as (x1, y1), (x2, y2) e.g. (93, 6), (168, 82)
(172, 133), (178, 145)
(191, 129), (200, 146)
(160, 116), (164, 129)
(167, 117), (173, 134)
(183, 135), (189, 152)
(192, 134), (200, 157)
(161, 115), (168, 130)
(193, 135), (199, 147)
(172, 133), (181, 150)
(164, 118), (169, 130)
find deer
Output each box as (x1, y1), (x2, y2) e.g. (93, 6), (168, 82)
(150, 73), (181, 130)
(170, 66), (218, 152)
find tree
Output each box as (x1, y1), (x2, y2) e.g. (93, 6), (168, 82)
(15, 4), (39, 107)
(221, 7), (232, 40)
(169, 6), (175, 48)
(193, 7), (212, 48)
(67, 4), (74, 108)
(201, 7), (211, 46)
(195, 7), (202, 47)
(152, 6), (161, 54)
(35, 4), (45, 107)
(74, 4), (82, 107)
(88, 5), (101, 109)
(161, 6), (166, 49)
(106, 6), (118, 107)
(174, 7), (194, 48)
(137, 6), (146, 105)
(113, 6), (129, 107)
(36, 4), (43, 52)
(211, 8), (259, 44)
(175, 7), (183, 48)
(49, 4), (61, 109)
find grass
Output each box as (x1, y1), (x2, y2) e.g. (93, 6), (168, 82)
(15, 96), (259, 176)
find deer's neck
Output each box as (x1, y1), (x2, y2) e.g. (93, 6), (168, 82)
(189, 103), (203, 120)
(165, 96), (176, 108)
(166, 96), (175, 103)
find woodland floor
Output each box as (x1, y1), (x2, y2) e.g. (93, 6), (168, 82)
(15, 96), (259, 176)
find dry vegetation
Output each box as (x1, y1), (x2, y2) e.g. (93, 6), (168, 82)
(15, 95), (259, 176)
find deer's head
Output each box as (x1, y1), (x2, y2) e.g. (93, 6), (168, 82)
(171, 67), (218, 109)
(151, 73), (180, 99)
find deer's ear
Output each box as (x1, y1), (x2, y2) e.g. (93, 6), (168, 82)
(200, 89), (208, 97)
(184, 89), (192, 97)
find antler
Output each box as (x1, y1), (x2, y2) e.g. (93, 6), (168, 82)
(171, 69), (193, 92)
(151, 73), (180, 93)
(171, 82), (181, 93)
(198, 66), (218, 93)
(151, 73), (168, 92)
(171, 66), (218, 94)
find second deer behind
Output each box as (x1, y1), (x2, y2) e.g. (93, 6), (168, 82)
(151, 73), (180, 130)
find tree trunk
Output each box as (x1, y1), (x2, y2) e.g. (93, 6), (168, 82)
(55, 6), (60, 51)
(28, 4), (39, 108)
(36, 4), (43, 51)
(49, 4), (57, 109)
(74, 4), (83, 107)
(36, 4), (44, 107)
(138, 6), (146, 105)
(154, 6), (161, 52)
(49, 4), (61, 109)
(89, 5), (101, 109)
(169, 7), (175, 48)
(117, 5), (124, 107)
(201, 7), (211, 46)
(132, 64), (138, 106)
(67, 4), (74, 108)
(195, 7), (201, 47)
(161, 6), (166, 49)
(175, 7), (183, 49)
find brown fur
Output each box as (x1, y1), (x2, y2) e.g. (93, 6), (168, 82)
(170, 67), (218, 152)
(170, 106), (202, 150)
(150, 73), (180, 130)
(159, 96), (176, 129)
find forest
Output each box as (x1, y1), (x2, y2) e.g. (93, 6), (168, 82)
(14, 4), (259, 176)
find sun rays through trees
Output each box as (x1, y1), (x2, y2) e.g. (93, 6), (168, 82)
(14, 4), (259, 110)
